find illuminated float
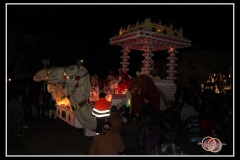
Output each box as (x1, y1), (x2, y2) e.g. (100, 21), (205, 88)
(33, 18), (192, 136)
(33, 62), (130, 136)
(110, 18), (191, 110)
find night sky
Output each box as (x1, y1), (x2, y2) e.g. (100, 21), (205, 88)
(6, 3), (234, 78)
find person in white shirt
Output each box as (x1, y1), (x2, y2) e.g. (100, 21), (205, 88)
(180, 100), (196, 122)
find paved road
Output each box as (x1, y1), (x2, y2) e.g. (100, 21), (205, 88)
(6, 117), (93, 157)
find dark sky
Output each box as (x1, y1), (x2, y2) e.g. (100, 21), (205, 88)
(7, 3), (234, 78)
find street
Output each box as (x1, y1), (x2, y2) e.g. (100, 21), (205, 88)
(6, 117), (93, 157)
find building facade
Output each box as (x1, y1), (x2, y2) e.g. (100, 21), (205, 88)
(176, 49), (233, 88)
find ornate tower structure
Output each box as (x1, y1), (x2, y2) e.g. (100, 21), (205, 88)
(109, 18), (191, 102)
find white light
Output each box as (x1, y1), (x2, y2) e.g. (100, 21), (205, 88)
(8, 78), (11, 82)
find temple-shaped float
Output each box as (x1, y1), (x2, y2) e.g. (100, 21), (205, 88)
(110, 18), (191, 102)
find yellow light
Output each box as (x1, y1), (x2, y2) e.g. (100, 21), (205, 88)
(121, 89), (128, 94)
(106, 94), (112, 102)
(56, 97), (71, 107)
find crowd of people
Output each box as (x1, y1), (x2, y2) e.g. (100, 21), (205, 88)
(7, 83), (58, 144)
(7, 77), (233, 156)
(88, 87), (233, 155)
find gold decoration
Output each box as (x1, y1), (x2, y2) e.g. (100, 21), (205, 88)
(118, 18), (184, 38)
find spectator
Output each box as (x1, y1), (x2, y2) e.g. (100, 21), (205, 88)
(176, 115), (206, 155)
(122, 115), (141, 155)
(161, 100), (182, 137)
(121, 107), (132, 124)
(107, 105), (124, 134)
(48, 98), (57, 120)
(7, 91), (26, 143)
(88, 121), (125, 155)
(160, 131), (182, 155)
(198, 105), (217, 137)
(139, 96), (159, 125)
(221, 107), (233, 155)
(180, 99), (197, 122)
(139, 114), (159, 155)
(22, 85), (32, 122)
(36, 87), (48, 122)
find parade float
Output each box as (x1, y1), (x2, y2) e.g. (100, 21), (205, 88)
(109, 18), (191, 111)
(33, 18), (192, 136)
(33, 62), (131, 136)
